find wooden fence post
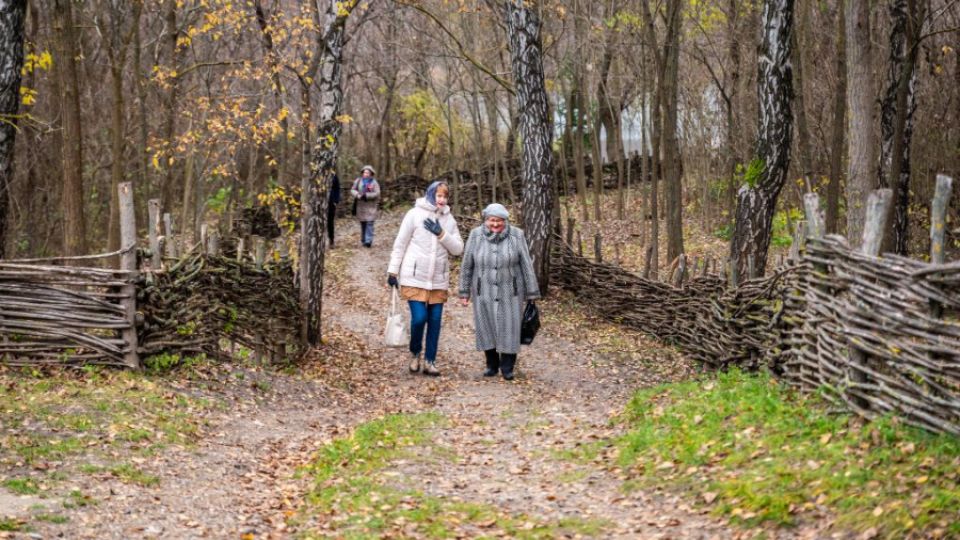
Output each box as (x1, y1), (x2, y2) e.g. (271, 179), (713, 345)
(747, 254), (756, 280)
(929, 175), (953, 318)
(566, 217), (574, 246)
(847, 189), (893, 412)
(642, 245), (653, 279)
(729, 257), (739, 288)
(253, 236), (266, 270)
(206, 230), (220, 257)
(148, 199), (161, 269)
(594, 233), (602, 263)
(163, 213), (177, 259)
(118, 182), (140, 369)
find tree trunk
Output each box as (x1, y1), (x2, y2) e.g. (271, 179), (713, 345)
(662, 0), (684, 264)
(725, 0), (740, 227)
(0, 0), (26, 259)
(504, 0), (555, 292)
(107, 65), (125, 262)
(730, 0), (794, 278)
(878, 0), (922, 255)
(844, 0), (879, 246)
(301, 0), (354, 347)
(826, 2), (846, 234)
(792, 0), (813, 195)
(573, 81), (588, 221)
(134, 13), (150, 202)
(160, 0), (181, 216)
(53, 0), (86, 256)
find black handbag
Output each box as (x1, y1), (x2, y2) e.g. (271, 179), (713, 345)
(520, 301), (540, 345)
(351, 197), (358, 216)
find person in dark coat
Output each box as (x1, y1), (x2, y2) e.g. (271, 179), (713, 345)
(458, 203), (540, 380)
(327, 173), (341, 248)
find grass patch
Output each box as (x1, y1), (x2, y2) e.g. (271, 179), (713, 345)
(613, 368), (960, 537)
(2, 477), (40, 495)
(34, 513), (69, 524)
(298, 413), (611, 539)
(0, 518), (26, 532)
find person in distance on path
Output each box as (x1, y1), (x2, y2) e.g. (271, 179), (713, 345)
(458, 203), (540, 381)
(387, 181), (464, 376)
(350, 165), (381, 247)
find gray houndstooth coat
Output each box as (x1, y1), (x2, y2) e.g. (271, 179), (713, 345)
(458, 224), (540, 354)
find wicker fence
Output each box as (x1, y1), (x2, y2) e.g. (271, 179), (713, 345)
(0, 182), (301, 369)
(554, 178), (960, 436)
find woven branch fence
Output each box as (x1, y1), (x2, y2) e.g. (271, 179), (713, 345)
(0, 262), (137, 367)
(0, 183), (302, 369)
(553, 181), (960, 436)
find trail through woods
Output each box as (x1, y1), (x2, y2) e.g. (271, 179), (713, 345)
(8, 215), (837, 539)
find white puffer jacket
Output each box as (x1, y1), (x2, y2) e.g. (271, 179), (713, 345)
(388, 198), (464, 290)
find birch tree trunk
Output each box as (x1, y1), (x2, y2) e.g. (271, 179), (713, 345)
(879, 0), (924, 254)
(844, 0), (879, 246)
(730, 0), (794, 278)
(0, 0), (26, 259)
(504, 0), (555, 291)
(54, 0), (86, 256)
(300, 0), (354, 347)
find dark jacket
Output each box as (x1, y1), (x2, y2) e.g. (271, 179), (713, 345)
(329, 174), (341, 205)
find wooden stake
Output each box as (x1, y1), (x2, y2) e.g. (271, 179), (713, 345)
(118, 182), (140, 369)
(148, 199), (161, 269)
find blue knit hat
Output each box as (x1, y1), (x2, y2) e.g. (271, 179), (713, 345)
(482, 203), (509, 220)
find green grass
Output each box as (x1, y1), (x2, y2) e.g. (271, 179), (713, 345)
(609, 368), (960, 538)
(34, 513), (69, 524)
(0, 368), (211, 497)
(298, 413), (611, 539)
(2, 477), (40, 495)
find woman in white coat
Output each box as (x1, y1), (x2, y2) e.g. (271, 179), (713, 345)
(387, 181), (463, 376)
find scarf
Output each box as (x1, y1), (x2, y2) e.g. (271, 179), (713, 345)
(482, 223), (510, 244)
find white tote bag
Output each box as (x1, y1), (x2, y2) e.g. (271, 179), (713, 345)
(384, 288), (407, 347)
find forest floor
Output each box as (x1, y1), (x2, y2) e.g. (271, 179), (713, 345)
(2, 214), (840, 539)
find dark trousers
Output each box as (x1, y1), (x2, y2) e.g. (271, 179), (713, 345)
(484, 349), (516, 375)
(326, 203), (336, 245)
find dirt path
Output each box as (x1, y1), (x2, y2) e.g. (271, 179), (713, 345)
(317, 214), (735, 539)
(9, 214), (797, 539)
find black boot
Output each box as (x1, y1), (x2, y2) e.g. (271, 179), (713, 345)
(482, 349), (499, 377)
(500, 353), (517, 380)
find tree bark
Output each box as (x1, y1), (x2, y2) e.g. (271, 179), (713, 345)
(662, 0), (685, 263)
(844, 0), (879, 246)
(159, 0), (181, 216)
(725, 0), (740, 227)
(504, 0), (555, 291)
(878, 0), (923, 254)
(826, 2), (846, 234)
(792, 0), (813, 195)
(0, 0), (26, 259)
(730, 0), (794, 278)
(53, 0), (86, 256)
(301, 0), (354, 347)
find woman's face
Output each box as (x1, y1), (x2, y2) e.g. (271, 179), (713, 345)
(435, 191), (449, 208)
(485, 216), (506, 233)
(362, 169), (372, 178)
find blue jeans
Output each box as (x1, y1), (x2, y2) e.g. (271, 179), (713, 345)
(409, 301), (444, 362)
(360, 221), (374, 245)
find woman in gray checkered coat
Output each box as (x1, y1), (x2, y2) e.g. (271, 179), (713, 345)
(458, 203), (540, 380)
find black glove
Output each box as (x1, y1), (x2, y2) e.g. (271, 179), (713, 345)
(423, 218), (443, 236)
(387, 274), (398, 288)
(360, 193), (367, 201)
